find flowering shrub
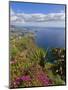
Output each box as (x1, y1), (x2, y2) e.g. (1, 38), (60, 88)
(20, 76), (31, 81)
(37, 70), (53, 86)
(10, 35), (65, 88)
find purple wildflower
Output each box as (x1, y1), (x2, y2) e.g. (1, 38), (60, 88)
(15, 77), (21, 84)
(37, 71), (53, 86)
(21, 75), (31, 81)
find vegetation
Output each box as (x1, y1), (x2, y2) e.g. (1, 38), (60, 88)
(10, 32), (66, 88)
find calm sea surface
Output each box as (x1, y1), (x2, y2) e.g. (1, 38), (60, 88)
(14, 26), (65, 48)
(32, 27), (65, 48)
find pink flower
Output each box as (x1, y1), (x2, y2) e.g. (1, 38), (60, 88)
(10, 60), (16, 64)
(21, 75), (31, 81)
(37, 71), (53, 86)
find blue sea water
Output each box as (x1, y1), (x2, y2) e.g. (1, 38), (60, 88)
(33, 27), (65, 48)
(32, 27), (65, 63)
(12, 26), (65, 62)
(13, 26), (65, 48)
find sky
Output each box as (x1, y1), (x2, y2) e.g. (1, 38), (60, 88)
(10, 1), (65, 27)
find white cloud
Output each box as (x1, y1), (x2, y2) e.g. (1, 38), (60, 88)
(10, 9), (65, 27)
(10, 9), (18, 22)
(10, 9), (15, 15)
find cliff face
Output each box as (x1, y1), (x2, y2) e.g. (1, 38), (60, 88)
(10, 33), (65, 88)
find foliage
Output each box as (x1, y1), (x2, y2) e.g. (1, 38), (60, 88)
(10, 33), (66, 88)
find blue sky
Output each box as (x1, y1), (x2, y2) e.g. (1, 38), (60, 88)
(10, 2), (65, 27)
(10, 2), (65, 14)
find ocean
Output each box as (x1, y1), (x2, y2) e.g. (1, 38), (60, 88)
(11, 26), (65, 49)
(33, 27), (65, 48)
